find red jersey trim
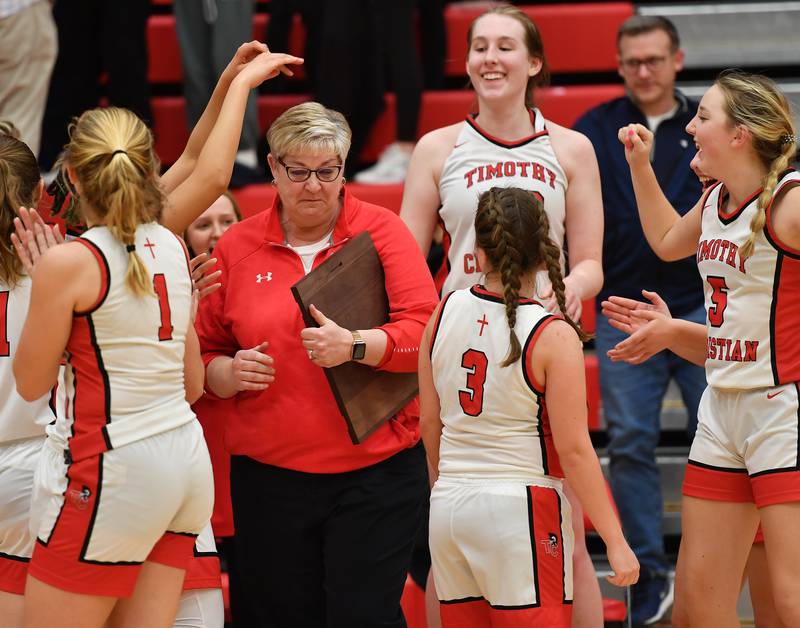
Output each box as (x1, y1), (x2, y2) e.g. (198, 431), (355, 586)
(72, 238), (110, 316)
(764, 178), (800, 259)
(522, 315), (558, 394)
(716, 184), (762, 224)
(435, 210), (451, 295)
(699, 180), (723, 216)
(470, 284), (541, 306)
(465, 109), (548, 149)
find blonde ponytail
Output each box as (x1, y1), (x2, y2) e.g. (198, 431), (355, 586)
(64, 108), (164, 296)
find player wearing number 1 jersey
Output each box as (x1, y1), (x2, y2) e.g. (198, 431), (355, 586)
(14, 108), (212, 628)
(614, 71), (800, 626)
(418, 187), (638, 628)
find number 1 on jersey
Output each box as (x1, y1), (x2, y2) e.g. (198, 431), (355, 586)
(153, 274), (173, 341)
(459, 349), (488, 417)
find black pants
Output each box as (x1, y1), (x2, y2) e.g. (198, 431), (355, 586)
(39, 0), (151, 170)
(230, 444), (427, 628)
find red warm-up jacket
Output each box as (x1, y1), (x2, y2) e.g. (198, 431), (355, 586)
(196, 190), (438, 473)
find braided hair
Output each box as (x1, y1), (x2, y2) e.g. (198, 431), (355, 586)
(475, 187), (589, 367)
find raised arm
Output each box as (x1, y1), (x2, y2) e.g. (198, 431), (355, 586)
(160, 50), (303, 234)
(534, 320), (639, 587)
(160, 41), (268, 194)
(619, 123), (703, 260)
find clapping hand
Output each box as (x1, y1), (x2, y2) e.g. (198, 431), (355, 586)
(602, 290), (673, 365)
(10, 207), (64, 274)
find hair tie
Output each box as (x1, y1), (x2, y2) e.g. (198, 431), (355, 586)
(782, 134), (797, 145)
(126, 244), (136, 252)
(111, 149), (128, 157)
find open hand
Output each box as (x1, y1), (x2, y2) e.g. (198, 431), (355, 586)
(11, 207), (64, 274)
(300, 305), (352, 368)
(189, 252), (222, 300)
(235, 50), (304, 89)
(222, 40), (269, 81)
(601, 290), (670, 336)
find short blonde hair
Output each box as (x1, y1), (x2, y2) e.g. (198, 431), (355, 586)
(267, 102), (352, 162)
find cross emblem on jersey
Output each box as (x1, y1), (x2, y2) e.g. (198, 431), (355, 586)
(477, 314), (489, 336)
(256, 272), (272, 283)
(144, 238), (157, 259)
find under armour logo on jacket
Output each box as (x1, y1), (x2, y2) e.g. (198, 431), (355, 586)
(256, 273), (273, 283)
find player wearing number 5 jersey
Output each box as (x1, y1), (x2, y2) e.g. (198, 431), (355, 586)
(418, 187), (638, 627)
(613, 71), (800, 626)
(14, 107), (212, 628)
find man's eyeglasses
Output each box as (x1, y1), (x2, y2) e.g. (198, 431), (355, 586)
(277, 157), (343, 183)
(619, 55), (668, 73)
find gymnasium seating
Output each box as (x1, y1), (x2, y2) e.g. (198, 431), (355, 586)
(152, 85), (625, 164)
(146, 4), (633, 85)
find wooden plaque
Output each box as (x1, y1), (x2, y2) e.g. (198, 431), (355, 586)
(291, 231), (419, 444)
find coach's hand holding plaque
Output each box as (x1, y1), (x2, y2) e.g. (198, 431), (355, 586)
(292, 231), (418, 444)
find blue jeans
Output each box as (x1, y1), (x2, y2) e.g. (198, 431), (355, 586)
(595, 305), (706, 574)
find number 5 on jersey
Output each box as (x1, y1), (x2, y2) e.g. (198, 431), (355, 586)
(459, 349), (488, 417)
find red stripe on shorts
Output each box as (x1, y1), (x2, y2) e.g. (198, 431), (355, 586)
(528, 485), (567, 607)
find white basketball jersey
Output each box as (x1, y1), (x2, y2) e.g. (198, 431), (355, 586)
(697, 171), (800, 389)
(0, 277), (52, 443)
(437, 109), (567, 296)
(430, 286), (563, 481)
(49, 222), (196, 451)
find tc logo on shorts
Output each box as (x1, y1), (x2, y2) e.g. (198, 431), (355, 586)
(68, 485), (92, 511)
(541, 532), (560, 558)
(256, 272), (273, 283)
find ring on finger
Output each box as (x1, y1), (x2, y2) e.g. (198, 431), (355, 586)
(308, 349), (315, 360)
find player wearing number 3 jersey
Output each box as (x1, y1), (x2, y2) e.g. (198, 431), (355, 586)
(611, 71), (800, 626)
(418, 188), (638, 628)
(13, 108), (212, 628)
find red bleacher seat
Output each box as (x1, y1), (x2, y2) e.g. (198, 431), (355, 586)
(147, 4), (632, 84)
(152, 84), (624, 165)
(443, 3), (633, 76)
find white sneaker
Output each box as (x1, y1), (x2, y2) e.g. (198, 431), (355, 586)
(354, 143), (412, 184)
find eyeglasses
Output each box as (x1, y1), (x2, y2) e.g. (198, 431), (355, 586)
(277, 157), (343, 183)
(619, 55), (668, 73)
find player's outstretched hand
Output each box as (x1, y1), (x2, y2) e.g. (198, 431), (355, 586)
(605, 540), (639, 587)
(230, 341), (275, 392)
(235, 51), (304, 90)
(221, 40), (269, 82)
(189, 252), (222, 300)
(11, 207), (64, 274)
(601, 289), (670, 336)
(617, 123), (653, 170)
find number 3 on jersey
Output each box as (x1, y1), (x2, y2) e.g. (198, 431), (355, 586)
(152, 274), (173, 341)
(707, 275), (729, 328)
(459, 349), (488, 416)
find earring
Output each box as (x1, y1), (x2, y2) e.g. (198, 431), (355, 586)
(342, 177), (347, 184)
